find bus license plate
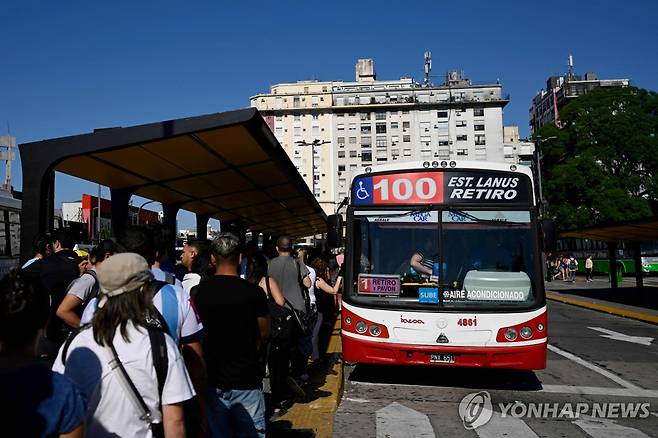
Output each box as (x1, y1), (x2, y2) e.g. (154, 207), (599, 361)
(430, 353), (455, 364)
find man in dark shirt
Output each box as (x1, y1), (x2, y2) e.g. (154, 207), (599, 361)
(193, 232), (269, 438)
(23, 228), (81, 359)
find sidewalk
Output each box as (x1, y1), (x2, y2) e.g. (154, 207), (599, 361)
(545, 275), (658, 325)
(268, 318), (344, 437)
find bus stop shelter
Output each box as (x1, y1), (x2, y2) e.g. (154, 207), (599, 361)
(19, 108), (327, 262)
(559, 217), (658, 289)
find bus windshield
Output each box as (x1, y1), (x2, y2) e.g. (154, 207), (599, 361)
(351, 209), (540, 310)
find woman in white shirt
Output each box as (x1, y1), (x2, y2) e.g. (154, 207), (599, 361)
(54, 253), (195, 438)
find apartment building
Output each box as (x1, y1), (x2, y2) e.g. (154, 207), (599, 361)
(251, 59), (509, 214)
(529, 58), (629, 134)
(503, 125), (534, 166)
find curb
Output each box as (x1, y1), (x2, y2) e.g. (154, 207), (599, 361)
(546, 292), (658, 325)
(272, 317), (343, 437)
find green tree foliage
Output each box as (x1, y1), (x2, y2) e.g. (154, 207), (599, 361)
(536, 86), (658, 230)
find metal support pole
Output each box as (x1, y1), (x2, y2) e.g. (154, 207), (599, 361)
(631, 241), (643, 288)
(608, 241), (618, 290)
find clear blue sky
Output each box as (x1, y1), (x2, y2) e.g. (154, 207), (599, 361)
(2, 0), (657, 229)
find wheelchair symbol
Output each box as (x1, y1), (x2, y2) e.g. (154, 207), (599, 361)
(356, 181), (370, 200)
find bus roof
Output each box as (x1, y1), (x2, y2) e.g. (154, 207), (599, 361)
(350, 160), (533, 185)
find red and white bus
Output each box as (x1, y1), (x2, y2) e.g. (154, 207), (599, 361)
(339, 161), (547, 370)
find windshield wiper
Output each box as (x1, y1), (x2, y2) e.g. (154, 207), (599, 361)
(362, 205), (434, 219)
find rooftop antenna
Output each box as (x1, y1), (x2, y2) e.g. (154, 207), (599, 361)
(567, 54), (574, 80)
(424, 51), (432, 86)
(0, 131), (16, 193)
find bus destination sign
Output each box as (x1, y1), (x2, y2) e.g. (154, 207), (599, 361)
(352, 171), (531, 205)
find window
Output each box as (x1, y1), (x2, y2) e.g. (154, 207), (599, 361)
(338, 151), (345, 158)
(312, 96), (319, 106)
(457, 134), (467, 141)
(339, 178), (346, 187)
(350, 151), (358, 158)
(275, 115), (283, 122)
(350, 164), (358, 170)
(312, 114), (319, 120)
(294, 115), (301, 121)
(376, 123), (387, 134)
(293, 97), (300, 108)
(421, 149), (432, 157)
(275, 127), (283, 135)
(361, 137), (372, 147)
(437, 111), (448, 118)
(337, 113), (345, 118)
(337, 123), (345, 131)
(403, 134), (411, 142)
(312, 126), (320, 136)
(322, 86), (328, 92)
(420, 136), (431, 146)
(437, 121), (449, 134)
(349, 123), (356, 131)
(361, 124), (371, 134)
(361, 151), (372, 162)
(375, 111), (386, 120)
(475, 134), (486, 145)
(420, 121), (431, 132)
(376, 136), (387, 148)
(338, 165), (346, 171)
(403, 149), (412, 157)
(391, 148), (400, 156)
(474, 124), (485, 131)
(293, 127), (302, 137)
(360, 113), (371, 121)
(438, 140), (450, 146)
(337, 136), (345, 146)
(377, 157), (387, 162)
(391, 135), (399, 144)
(473, 108), (485, 117)
(349, 137), (357, 144)
(390, 121), (398, 129)
(402, 121), (410, 130)
(456, 120), (467, 127)
(304, 87), (309, 93)
(457, 149), (468, 156)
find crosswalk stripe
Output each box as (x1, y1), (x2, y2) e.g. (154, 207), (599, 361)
(376, 402), (435, 437)
(474, 407), (539, 438)
(573, 416), (651, 438)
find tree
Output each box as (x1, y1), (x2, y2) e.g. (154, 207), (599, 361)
(536, 86), (658, 230)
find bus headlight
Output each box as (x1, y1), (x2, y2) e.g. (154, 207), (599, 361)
(520, 326), (533, 339)
(537, 323), (545, 332)
(504, 328), (518, 341)
(355, 321), (368, 334)
(369, 325), (382, 336)
(344, 316), (352, 325)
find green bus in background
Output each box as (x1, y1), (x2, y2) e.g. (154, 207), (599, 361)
(556, 238), (658, 276)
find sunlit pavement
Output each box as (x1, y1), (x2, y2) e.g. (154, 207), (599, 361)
(333, 300), (658, 437)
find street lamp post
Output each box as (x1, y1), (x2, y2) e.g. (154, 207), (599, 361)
(295, 139), (330, 198)
(137, 200), (158, 224)
(533, 135), (556, 218)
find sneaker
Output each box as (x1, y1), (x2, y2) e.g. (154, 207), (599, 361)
(286, 376), (306, 399)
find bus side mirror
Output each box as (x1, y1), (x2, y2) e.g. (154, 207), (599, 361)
(542, 219), (557, 252)
(327, 214), (343, 248)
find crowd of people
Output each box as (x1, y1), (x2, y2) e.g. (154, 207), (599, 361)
(0, 226), (344, 437)
(546, 254), (593, 282)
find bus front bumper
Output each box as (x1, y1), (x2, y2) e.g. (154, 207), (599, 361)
(342, 334), (547, 370)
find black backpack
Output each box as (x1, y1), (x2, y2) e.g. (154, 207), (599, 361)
(569, 259), (577, 270)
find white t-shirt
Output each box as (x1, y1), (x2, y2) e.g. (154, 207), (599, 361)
(52, 322), (195, 438)
(80, 269), (204, 345)
(66, 267), (97, 302)
(307, 266), (317, 306)
(181, 273), (201, 296)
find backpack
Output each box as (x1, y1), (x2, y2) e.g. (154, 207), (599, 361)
(569, 259), (577, 270)
(60, 323), (169, 432)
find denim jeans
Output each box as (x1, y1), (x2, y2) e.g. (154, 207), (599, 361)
(206, 387), (266, 438)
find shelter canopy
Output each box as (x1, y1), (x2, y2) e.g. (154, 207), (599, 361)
(559, 217), (658, 243)
(20, 108), (326, 239)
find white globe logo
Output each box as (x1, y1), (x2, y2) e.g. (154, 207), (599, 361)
(458, 391), (493, 430)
